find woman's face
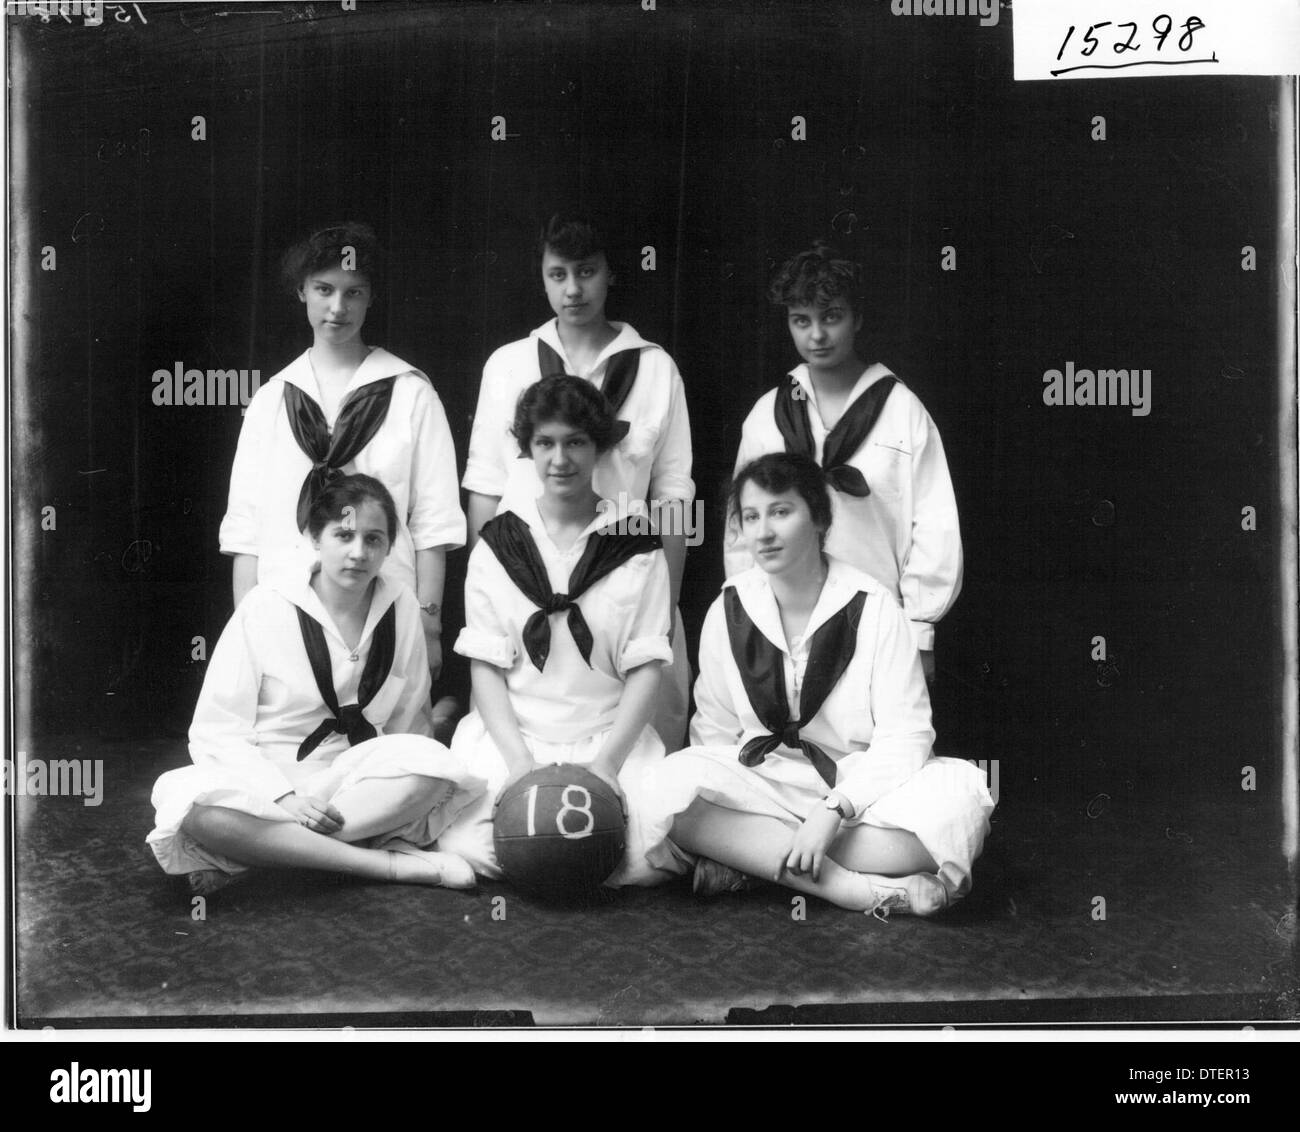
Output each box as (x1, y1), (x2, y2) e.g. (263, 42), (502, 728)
(541, 248), (612, 330)
(530, 419), (599, 501)
(737, 482), (825, 577)
(312, 500), (391, 591)
(786, 297), (862, 374)
(299, 266), (372, 348)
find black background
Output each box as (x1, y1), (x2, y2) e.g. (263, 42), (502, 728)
(10, 0), (1287, 818)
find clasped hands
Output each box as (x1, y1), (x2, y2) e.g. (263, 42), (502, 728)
(279, 791), (344, 835)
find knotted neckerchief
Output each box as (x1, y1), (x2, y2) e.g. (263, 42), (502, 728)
(537, 339), (641, 417)
(774, 373), (898, 497)
(284, 377), (398, 531)
(724, 585), (867, 788)
(295, 602), (396, 760)
(480, 510), (661, 671)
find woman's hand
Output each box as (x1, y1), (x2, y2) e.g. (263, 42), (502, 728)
(779, 801), (842, 882)
(587, 758), (627, 818)
(472, 660), (536, 810)
(581, 662), (657, 820)
(493, 759), (539, 809)
(278, 792), (344, 835)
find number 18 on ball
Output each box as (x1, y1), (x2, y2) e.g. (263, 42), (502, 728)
(493, 764), (626, 903)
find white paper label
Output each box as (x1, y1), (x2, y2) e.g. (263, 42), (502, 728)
(1013, 0), (1300, 80)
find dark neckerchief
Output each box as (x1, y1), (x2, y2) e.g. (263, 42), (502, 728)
(537, 338), (641, 416)
(295, 601), (397, 760)
(773, 372), (898, 497)
(723, 584), (867, 788)
(480, 509), (661, 671)
(283, 375), (398, 531)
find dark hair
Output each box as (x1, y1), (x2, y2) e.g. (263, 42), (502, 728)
(511, 375), (624, 456)
(281, 222), (384, 296)
(767, 240), (864, 316)
(728, 452), (833, 537)
(306, 473), (399, 544)
(535, 211), (611, 269)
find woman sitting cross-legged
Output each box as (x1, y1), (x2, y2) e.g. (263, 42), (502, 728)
(643, 452), (993, 916)
(147, 474), (484, 896)
(438, 375), (679, 888)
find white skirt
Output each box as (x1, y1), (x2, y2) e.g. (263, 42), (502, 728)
(147, 733), (485, 876)
(437, 712), (681, 888)
(642, 748), (995, 894)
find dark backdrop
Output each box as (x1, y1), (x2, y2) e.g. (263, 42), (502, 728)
(10, 1), (1287, 814)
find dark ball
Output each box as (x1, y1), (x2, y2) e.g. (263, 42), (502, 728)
(493, 764), (625, 903)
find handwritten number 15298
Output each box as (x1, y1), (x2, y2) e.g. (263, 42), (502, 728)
(1056, 15), (1206, 61)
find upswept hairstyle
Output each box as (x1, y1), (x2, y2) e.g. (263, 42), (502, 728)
(536, 211), (612, 268)
(511, 375), (625, 456)
(306, 473), (399, 544)
(728, 452), (834, 537)
(766, 240), (864, 315)
(281, 221), (384, 296)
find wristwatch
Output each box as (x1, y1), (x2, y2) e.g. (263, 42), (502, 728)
(419, 601), (441, 617)
(824, 793), (852, 819)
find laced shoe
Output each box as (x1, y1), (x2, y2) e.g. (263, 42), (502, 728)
(863, 871), (950, 920)
(692, 855), (756, 897)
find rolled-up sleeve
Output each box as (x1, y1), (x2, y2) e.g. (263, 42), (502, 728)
(407, 380), (467, 551)
(454, 544), (518, 668)
(617, 550), (673, 675)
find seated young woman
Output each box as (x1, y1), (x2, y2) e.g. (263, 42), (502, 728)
(644, 452), (993, 916)
(147, 475), (484, 896)
(438, 375), (678, 888)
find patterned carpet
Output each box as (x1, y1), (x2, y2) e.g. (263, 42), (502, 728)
(14, 739), (1298, 1027)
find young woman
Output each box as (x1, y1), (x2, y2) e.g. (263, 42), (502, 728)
(648, 453), (992, 915)
(725, 242), (963, 680)
(220, 222), (464, 680)
(439, 376), (678, 888)
(148, 476), (483, 895)
(461, 213), (693, 748)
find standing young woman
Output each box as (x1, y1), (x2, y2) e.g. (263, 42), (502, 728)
(439, 377), (678, 888)
(648, 453), (991, 915)
(149, 476), (483, 895)
(462, 213), (694, 748)
(221, 222), (464, 681)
